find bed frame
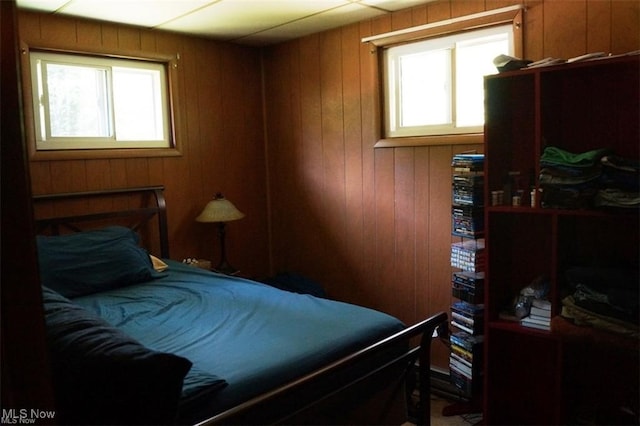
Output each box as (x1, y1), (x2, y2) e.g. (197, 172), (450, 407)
(33, 185), (448, 426)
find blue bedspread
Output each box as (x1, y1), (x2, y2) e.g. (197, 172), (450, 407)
(72, 260), (405, 418)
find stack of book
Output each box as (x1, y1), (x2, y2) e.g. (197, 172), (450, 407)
(452, 204), (484, 237)
(451, 301), (484, 335)
(449, 331), (484, 397)
(521, 299), (552, 330)
(452, 174), (484, 206)
(450, 239), (485, 273)
(451, 153), (484, 172)
(452, 271), (484, 304)
(449, 154), (485, 401)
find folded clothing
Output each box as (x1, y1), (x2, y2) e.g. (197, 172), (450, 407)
(565, 267), (639, 325)
(541, 147), (612, 168)
(540, 147), (639, 209)
(561, 295), (639, 339)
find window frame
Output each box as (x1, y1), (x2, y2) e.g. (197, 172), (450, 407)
(363, 5), (524, 148)
(20, 42), (182, 160)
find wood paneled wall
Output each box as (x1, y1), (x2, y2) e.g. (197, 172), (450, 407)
(19, 11), (270, 277)
(19, 0), (639, 371)
(262, 0), (640, 368)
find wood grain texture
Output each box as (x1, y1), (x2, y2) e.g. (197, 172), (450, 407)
(19, 0), (640, 374)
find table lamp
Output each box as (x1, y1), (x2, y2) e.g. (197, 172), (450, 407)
(196, 193), (245, 274)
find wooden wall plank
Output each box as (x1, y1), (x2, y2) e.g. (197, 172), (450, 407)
(117, 26), (141, 50)
(411, 4), (428, 25)
(85, 159), (114, 212)
(451, 0), (485, 18)
(586, 0), (611, 54)
(427, 1), (452, 22)
(544, 0), (587, 58)
(342, 23), (366, 303)
(414, 147), (431, 322)
(391, 8), (413, 30)
(611, 0), (640, 54)
(298, 34), (326, 280)
(524, 0), (544, 60)
(264, 42), (298, 273)
(75, 19), (101, 48)
(394, 147), (416, 324)
(359, 19), (379, 309)
(320, 29), (347, 293)
(373, 148), (396, 314)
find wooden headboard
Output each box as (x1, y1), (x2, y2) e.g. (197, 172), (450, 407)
(33, 186), (170, 258)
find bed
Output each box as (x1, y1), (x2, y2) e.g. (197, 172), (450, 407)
(33, 186), (447, 425)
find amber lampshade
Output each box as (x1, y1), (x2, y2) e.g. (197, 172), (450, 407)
(196, 193), (244, 274)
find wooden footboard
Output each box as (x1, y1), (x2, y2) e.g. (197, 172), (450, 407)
(197, 311), (448, 426)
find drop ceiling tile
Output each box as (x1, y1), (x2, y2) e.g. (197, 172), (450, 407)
(17, 0), (69, 13)
(16, 0), (433, 46)
(360, 0), (432, 11)
(158, 0), (351, 39)
(58, 0), (213, 28)
(238, 1), (384, 45)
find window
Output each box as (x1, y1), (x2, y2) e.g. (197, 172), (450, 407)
(384, 24), (513, 138)
(29, 51), (173, 151)
(362, 5), (524, 146)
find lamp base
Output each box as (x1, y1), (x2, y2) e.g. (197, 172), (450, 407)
(213, 260), (239, 276)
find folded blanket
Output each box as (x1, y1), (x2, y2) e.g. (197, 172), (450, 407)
(541, 146), (612, 168)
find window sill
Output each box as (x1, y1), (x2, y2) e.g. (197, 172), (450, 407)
(374, 133), (484, 148)
(29, 147), (182, 161)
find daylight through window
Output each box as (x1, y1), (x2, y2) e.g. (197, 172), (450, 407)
(30, 51), (172, 150)
(384, 24), (514, 139)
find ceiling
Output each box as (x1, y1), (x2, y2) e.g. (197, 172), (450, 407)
(16, 0), (432, 46)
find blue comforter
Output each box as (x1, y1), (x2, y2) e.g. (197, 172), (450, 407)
(72, 260), (405, 419)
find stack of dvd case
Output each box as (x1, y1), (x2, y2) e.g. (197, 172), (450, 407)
(452, 203), (484, 237)
(452, 174), (484, 207)
(449, 331), (484, 396)
(452, 154), (484, 237)
(449, 153), (485, 400)
(452, 153), (484, 172)
(451, 301), (484, 335)
(452, 271), (484, 304)
(450, 239), (485, 272)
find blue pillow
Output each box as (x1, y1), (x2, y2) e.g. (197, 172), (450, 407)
(37, 226), (160, 297)
(41, 286), (195, 425)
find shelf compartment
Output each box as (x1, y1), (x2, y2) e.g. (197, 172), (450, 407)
(484, 73), (536, 208)
(540, 58), (640, 159)
(485, 211), (554, 322)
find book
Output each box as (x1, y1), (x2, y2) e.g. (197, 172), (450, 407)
(449, 356), (473, 378)
(452, 311), (474, 326)
(450, 352), (472, 369)
(451, 320), (475, 335)
(452, 301), (484, 316)
(521, 315), (550, 330)
(451, 343), (474, 364)
(523, 315), (550, 326)
(532, 299), (551, 310)
(520, 321), (550, 331)
(450, 331), (483, 351)
(530, 305), (551, 318)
